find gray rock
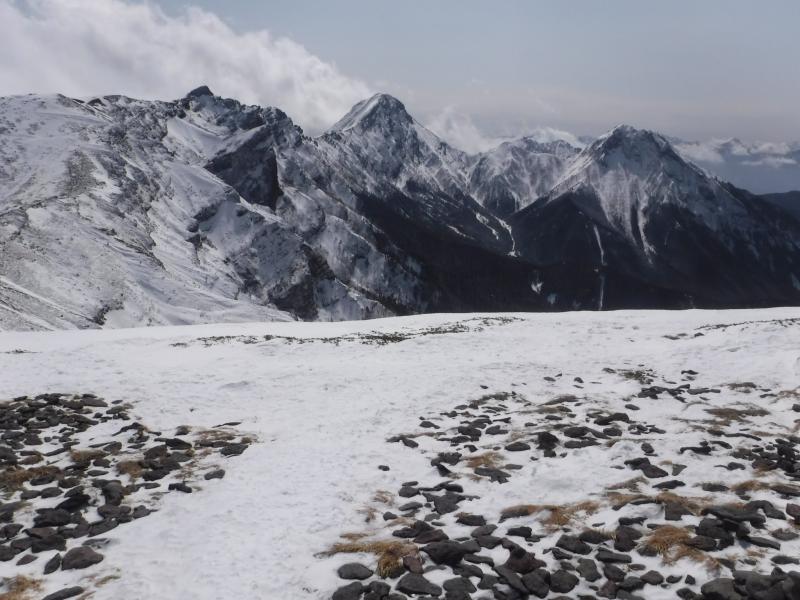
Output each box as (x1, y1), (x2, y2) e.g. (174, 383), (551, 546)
(700, 578), (743, 600)
(505, 441), (531, 452)
(550, 569), (579, 593)
(337, 562), (373, 580)
(506, 526), (532, 538)
(332, 581), (364, 600)
(745, 536), (780, 550)
(556, 534), (591, 555)
(522, 569), (550, 597)
(364, 581), (390, 600)
(577, 558), (601, 582)
(42, 587), (85, 600)
(396, 573), (442, 597)
(422, 541), (468, 566)
(443, 577), (476, 593)
(61, 546), (103, 570)
(596, 549), (632, 563)
(44, 552), (61, 574)
(641, 570), (664, 585)
(494, 564), (528, 594)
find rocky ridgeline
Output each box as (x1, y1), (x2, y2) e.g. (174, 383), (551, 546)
(0, 393), (251, 600)
(327, 370), (800, 600)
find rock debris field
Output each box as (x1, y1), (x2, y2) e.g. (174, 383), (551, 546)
(324, 370), (800, 600)
(0, 393), (251, 599)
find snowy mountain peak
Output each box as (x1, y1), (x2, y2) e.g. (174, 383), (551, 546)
(328, 93), (412, 133)
(591, 124), (674, 158)
(558, 123), (699, 193)
(185, 85), (214, 99)
(540, 121), (761, 252)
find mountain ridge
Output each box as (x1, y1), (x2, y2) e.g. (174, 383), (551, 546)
(0, 88), (798, 330)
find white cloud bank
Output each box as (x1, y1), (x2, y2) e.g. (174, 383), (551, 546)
(425, 107), (586, 155)
(424, 107), (506, 154)
(0, 0), (372, 132)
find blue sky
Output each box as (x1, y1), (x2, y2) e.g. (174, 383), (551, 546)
(3, 0), (799, 144)
(153, 0), (800, 141)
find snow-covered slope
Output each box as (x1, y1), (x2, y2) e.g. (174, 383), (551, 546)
(1, 309), (799, 599)
(511, 125), (800, 310)
(0, 91), (373, 330)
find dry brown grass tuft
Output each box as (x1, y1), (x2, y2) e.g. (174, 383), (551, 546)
(605, 491), (648, 510)
(0, 575), (43, 600)
(582, 527), (614, 541)
(731, 479), (771, 495)
(705, 406), (769, 425)
(195, 429), (237, 444)
(642, 525), (720, 570)
(746, 547), (767, 560)
(17, 454), (42, 466)
(642, 525), (692, 557)
(776, 387), (800, 400)
(500, 500), (599, 529)
(466, 451), (504, 470)
(0, 466), (60, 491)
(357, 507), (378, 523)
(116, 460), (143, 479)
(339, 532), (369, 542)
(654, 491), (710, 514)
(69, 448), (106, 463)
(603, 490), (710, 513)
(606, 476), (647, 492)
(323, 540), (418, 578)
(727, 382), (758, 393)
(506, 430), (531, 442)
(372, 490), (393, 505)
(84, 573), (121, 588)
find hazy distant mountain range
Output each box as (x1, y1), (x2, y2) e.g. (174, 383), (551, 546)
(1, 87), (799, 330)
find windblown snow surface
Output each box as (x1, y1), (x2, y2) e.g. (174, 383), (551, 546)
(1, 309), (799, 599)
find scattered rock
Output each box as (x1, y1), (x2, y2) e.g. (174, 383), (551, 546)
(42, 587), (85, 600)
(61, 546), (103, 570)
(396, 573), (442, 597)
(337, 562), (373, 580)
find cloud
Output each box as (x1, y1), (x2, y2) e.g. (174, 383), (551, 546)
(0, 0), (371, 132)
(675, 138), (800, 170)
(424, 107), (505, 154)
(674, 142), (725, 165)
(742, 156), (798, 169)
(425, 107), (587, 154)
